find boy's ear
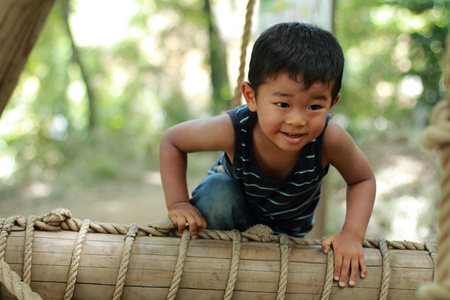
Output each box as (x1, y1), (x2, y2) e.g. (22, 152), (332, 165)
(241, 82), (257, 111)
(330, 93), (340, 109)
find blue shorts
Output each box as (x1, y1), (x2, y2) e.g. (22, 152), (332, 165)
(190, 173), (254, 231)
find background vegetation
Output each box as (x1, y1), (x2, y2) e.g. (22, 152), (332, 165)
(0, 0), (448, 242)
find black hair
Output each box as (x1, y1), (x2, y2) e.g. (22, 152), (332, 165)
(248, 22), (344, 99)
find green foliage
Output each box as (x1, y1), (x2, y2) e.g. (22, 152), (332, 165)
(334, 0), (448, 140)
(1, 0), (223, 190)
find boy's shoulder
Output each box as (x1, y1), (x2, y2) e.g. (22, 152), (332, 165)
(227, 104), (255, 126)
(323, 120), (349, 144)
(322, 119), (359, 164)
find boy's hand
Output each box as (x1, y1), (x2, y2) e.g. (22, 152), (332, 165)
(321, 231), (367, 287)
(168, 202), (207, 239)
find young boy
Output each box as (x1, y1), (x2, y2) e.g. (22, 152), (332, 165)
(160, 22), (376, 288)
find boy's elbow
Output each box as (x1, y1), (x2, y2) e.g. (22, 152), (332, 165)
(160, 126), (188, 156)
(160, 127), (177, 153)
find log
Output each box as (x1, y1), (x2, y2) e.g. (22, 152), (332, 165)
(0, 0), (56, 118)
(1, 230), (434, 300)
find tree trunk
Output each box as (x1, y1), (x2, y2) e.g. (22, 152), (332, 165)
(0, 0), (56, 118)
(61, 0), (96, 130)
(203, 0), (230, 114)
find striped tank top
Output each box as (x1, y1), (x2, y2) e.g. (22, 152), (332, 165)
(217, 105), (330, 237)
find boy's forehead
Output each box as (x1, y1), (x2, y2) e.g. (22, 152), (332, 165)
(266, 72), (334, 93)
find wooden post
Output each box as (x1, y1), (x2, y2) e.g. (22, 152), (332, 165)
(0, 0), (56, 118)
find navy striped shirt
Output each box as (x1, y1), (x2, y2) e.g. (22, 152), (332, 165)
(217, 105), (330, 237)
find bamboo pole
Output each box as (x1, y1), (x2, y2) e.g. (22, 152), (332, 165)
(1, 230), (435, 300)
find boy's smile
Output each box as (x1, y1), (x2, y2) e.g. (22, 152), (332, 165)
(243, 72), (339, 156)
(281, 131), (305, 144)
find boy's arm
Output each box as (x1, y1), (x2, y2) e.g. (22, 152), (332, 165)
(320, 120), (376, 288)
(159, 114), (234, 238)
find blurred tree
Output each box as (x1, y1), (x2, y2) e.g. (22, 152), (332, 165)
(61, 0), (97, 130)
(203, 0), (231, 114)
(334, 0), (448, 139)
(0, 0), (231, 188)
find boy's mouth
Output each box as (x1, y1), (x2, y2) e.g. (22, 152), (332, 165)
(282, 132), (303, 138)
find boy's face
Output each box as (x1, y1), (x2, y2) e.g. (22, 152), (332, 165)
(242, 73), (339, 153)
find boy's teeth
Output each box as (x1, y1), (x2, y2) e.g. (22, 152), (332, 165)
(286, 133), (301, 138)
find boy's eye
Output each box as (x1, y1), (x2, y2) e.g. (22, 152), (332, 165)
(309, 105), (322, 111)
(276, 102), (290, 108)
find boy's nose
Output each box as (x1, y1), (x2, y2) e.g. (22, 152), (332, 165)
(286, 113), (307, 126)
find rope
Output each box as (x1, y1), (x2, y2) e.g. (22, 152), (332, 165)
(64, 219), (91, 300)
(276, 234), (290, 300)
(112, 223), (139, 300)
(320, 248), (334, 300)
(417, 32), (450, 300)
(0, 260), (42, 300)
(231, 0), (256, 108)
(0, 216), (42, 299)
(1, 209), (431, 251)
(0, 217), (15, 260)
(425, 239), (438, 280)
(167, 229), (191, 300)
(23, 215), (36, 286)
(378, 238), (391, 300)
(223, 230), (241, 300)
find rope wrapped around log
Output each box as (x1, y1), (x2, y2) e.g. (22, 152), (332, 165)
(0, 208), (438, 300)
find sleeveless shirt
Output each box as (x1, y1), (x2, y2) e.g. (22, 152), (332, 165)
(216, 105), (330, 237)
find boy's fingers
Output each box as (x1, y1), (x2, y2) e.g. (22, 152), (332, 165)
(175, 216), (187, 234)
(333, 254), (342, 283)
(359, 257), (367, 279)
(338, 257), (350, 287)
(186, 216), (199, 238)
(348, 258), (359, 287)
(197, 215), (208, 231)
(321, 236), (332, 253)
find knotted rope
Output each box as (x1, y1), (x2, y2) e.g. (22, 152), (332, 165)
(0, 208), (438, 300)
(417, 32), (450, 300)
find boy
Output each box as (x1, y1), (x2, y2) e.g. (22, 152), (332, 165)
(159, 22), (376, 288)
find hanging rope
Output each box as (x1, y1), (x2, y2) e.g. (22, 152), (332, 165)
(417, 30), (450, 300)
(231, 0), (256, 109)
(0, 260), (42, 300)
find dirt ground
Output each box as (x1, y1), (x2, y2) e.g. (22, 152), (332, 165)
(0, 172), (202, 225)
